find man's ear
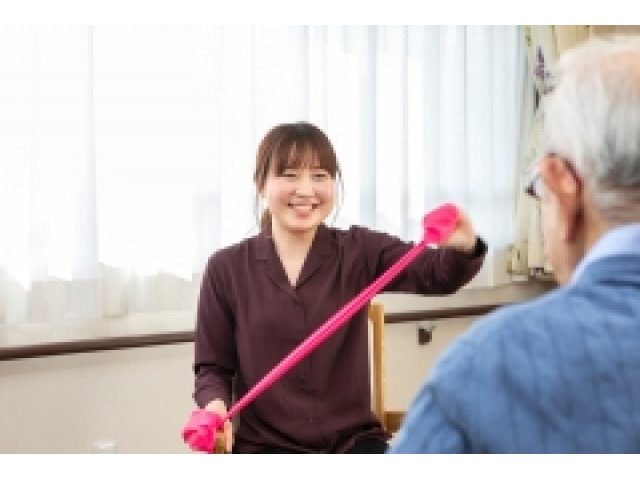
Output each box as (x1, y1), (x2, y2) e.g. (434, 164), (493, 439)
(539, 156), (583, 242)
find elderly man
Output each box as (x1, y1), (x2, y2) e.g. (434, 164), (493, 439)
(388, 35), (640, 453)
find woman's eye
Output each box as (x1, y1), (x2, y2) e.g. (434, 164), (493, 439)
(313, 172), (329, 180)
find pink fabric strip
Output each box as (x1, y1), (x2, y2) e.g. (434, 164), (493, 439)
(183, 203), (460, 452)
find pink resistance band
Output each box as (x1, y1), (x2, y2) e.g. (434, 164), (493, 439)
(182, 203), (460, 453)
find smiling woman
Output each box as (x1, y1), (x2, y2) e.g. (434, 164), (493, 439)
(190, 120), (489, 454)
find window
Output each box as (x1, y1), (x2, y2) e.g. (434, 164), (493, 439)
(0, 26), (528, 323)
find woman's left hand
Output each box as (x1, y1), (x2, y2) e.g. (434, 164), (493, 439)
(438, 207), (477, 254)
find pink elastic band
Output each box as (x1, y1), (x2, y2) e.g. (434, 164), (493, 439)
(182, 203), (460, 453)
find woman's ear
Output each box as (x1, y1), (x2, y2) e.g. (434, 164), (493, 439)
(539, 156), (583, 242)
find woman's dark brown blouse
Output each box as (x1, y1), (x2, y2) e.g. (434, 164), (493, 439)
(193, 223), (486, 453)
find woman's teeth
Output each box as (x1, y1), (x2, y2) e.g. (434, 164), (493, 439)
(289, 204), (316, 212)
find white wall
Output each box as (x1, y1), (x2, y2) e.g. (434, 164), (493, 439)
(384, 317), (478, 410)
(0, 281), (552, 453)
(0, 343), (195, 454)
(0, 327), (468, 454)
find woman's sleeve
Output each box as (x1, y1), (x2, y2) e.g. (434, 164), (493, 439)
(361, 227), (488, 295)
(192, 254), (237, 408)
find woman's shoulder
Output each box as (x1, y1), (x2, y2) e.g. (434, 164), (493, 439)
(324, 223), (367, 243)
(323, 223), (404, 249)
(325, 222), (377, 236)
(203, 234), (261, 272)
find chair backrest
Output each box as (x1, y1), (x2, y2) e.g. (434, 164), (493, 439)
(368, 301), (405, 434)
(368, 301), (386, 429)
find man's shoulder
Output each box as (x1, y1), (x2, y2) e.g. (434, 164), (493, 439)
(421, 280), (636, 439)
(461, 289), (564, 343)
(430, 287), (572, 380)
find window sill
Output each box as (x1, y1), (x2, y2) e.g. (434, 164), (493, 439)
(0, 305), (502, 362)
(0, 310), (195, 362)
(0, 280), (554, 362)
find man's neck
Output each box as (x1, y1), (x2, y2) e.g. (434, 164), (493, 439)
(566, 207), (612, 282)
(582, 208), (612, 255)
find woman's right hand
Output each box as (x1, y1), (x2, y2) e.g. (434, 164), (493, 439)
(205, 399), (233, 453)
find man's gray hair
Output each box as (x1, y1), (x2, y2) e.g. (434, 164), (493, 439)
(542, 35), (640, 224)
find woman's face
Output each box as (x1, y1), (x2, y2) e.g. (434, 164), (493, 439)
(260, 148), (336, 237)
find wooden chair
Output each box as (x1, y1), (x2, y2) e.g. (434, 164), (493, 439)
(368, 301), (405, 434)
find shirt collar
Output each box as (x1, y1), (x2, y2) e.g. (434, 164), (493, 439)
(571, 222), (640, 284)
(254, 223), (333, 261)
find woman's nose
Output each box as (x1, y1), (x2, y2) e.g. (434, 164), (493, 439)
(294, 174), (314, 195)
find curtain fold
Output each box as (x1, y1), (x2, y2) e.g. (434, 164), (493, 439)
(508, 25), (594, 280)
(0, 26), (526, 323)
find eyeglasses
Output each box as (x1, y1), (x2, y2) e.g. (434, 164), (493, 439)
(525, 168), (544, 200)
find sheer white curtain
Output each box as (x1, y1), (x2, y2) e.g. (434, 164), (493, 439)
(0, 25), (527, 324)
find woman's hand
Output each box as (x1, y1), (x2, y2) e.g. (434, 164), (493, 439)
(205, 399), (234, 453)
(438, 207), (477, 254)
